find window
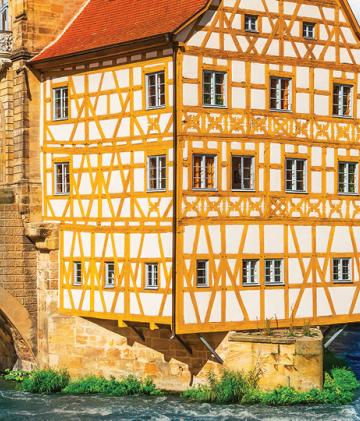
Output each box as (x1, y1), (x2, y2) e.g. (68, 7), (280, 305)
(0, 0), (8, 31)
(270, 77), (292, 111)
(73, 262), (82, 286)
(146, 71), (165, 109)
(285, 158), (306, 193)
(147, 156), (166, 191)
(245, 15), (258, 32)
(333, 258), (352, 283)
(53, 87), (69, 120)
(54, 162), (70, 195)
(105, 262), (115, 288)
(265, 259), (283, 285)
(193, 155), (217, 190)
(145, 263), (158, 289)
(196, 260), (209, 287)
(232, 156), (254, 191)
(338, 162), (358, 194)
(333, 84), (352, 117)
(243, 260), (259, 285)
(303, 22), (315, 39)
(203, 71), (226, 107)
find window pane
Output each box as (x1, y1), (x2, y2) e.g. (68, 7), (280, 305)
(197, 261), (208, 286)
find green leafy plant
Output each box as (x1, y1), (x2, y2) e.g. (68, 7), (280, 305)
(1, 369), (31, 382)
(21, 369), (70, 394)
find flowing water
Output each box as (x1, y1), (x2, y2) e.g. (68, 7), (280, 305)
(1, 327), (360, 421)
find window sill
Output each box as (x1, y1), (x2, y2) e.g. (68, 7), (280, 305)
(232, 189), (255, 193)
(104, 285), (115, 289)
(196, 284), (210, 289)
(73, 283), (82, 287)
(54, 192), (70, 197)
(333, 280), (353, 284)
(265, 282), (285, 287)
(146, 105), (166, 111)
(203, 104), (227, 109)
(245, 30), (259, 34)
(270, 109), (292, 114)
(144, 287), (159, 291)
(243, 283), (260, 287)
(332, 114), (353, 120)
(147, 189), (167, 193)
(52, 117), (69, 122)
(192, 188), (218, 192)
(285, 190), (308, 195)
(338, 192), (359, 197)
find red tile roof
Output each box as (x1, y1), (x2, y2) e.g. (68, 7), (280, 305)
(32, 0), (209, 63)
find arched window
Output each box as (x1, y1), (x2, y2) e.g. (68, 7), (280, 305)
(0, 0), (8, 31)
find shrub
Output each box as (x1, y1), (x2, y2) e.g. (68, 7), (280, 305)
(21, 369), (70, 394)
(2, 369), (31, 382)
(63, 375), (162, 397)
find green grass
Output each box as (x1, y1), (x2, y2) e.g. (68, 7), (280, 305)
(182, 366), (360, 406)
(21, 369), (70, 394)
(63, 375), (162, 397)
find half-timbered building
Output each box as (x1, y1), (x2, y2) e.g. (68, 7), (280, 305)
(31, 0), (360, 337)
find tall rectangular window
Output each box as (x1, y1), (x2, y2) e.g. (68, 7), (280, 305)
(105, 262), (115, 288)
(145, 263), (158, 289)
(333, 258), (352, 283)
(270, 77), (292, 111)
(339, 162), (358, 194)
(193, 155), (217, 190)
(265, 259), (283, 285)
(245, 15), (258, 32)
(53, 87), (68, 120)
(196, 260), (209, 287)
(54, 162), (70, 195)
(242, 260), (259, 285)
(232, 156), (254, 191)
(333, 84), (352, 117)
(285, 158), (306, 192)
(146, 71), (165, 109)
(147, 156), (166, 191)
(0, 0), (8, 31)
(73, 262), (82, 286)
(303, 22), (315, 39)
(203, 71), (226, 107)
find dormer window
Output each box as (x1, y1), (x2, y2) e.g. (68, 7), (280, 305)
(0, 0), (8, 31)
(245, 15), (258, 32)
(303, 22), (315, 39)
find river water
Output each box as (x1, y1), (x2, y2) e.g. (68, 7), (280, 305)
(0, 327), (360, 421)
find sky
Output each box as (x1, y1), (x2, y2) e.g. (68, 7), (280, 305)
(348, 0), (360, 22)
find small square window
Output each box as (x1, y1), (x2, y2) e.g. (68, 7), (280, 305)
(245, 15), (258, 32)
(193, 154), (217, 190)
(338, 162), (358, 195)
(243, 260), (259, 285)
(303, 22), (315, 39)
(333, 258), (352, 283)
(333, 84), (352, 117)
(203, 71), (227, 107)
(232, 156), (254, 191)
(285, 158), (307, 193)
(265, 259), (283, 285)
(105, 262), (115, 288)
(53, 87), (68, 121)
(73, 262), (82, 286)
(196, 260), (209, 287)
(147, 156), (166, 191)
(270, 77), (292, 112)
(146, 71), (165, 109)
(145, 263), (159, 289)
(54, 162), (70, 195)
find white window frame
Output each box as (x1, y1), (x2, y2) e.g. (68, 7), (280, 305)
(53, 87), (69, 121)
(54, 162), (70, 195)
(338, 161), (358, 195)
(192, 154), (217, 191)
(0, 0), (8, 31)
(303, 22), (315, 39)
(203, 70), (227, 107)
(105, 262), (115, 288)
(145, 263), (159, 290)
(73, 262), (82, 286)
(232, 155), (255, 191)
(333, 84), (352, 117)
(285, 158), (307, 193)
(147, 155), (166, 192)
(270, 77), (292, 112)
(146, 71), (165, 109)
(196, 260), (209, 288)
(332, 258), (352, 283)
(265, 259), (284, 285)
(245, 15), (258, 32)
(242, 260), (259, 286)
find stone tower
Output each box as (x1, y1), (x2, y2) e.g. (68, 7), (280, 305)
(0, 0), (85, 370)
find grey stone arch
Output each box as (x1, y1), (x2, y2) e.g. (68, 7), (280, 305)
(0, 286), (36, 370)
